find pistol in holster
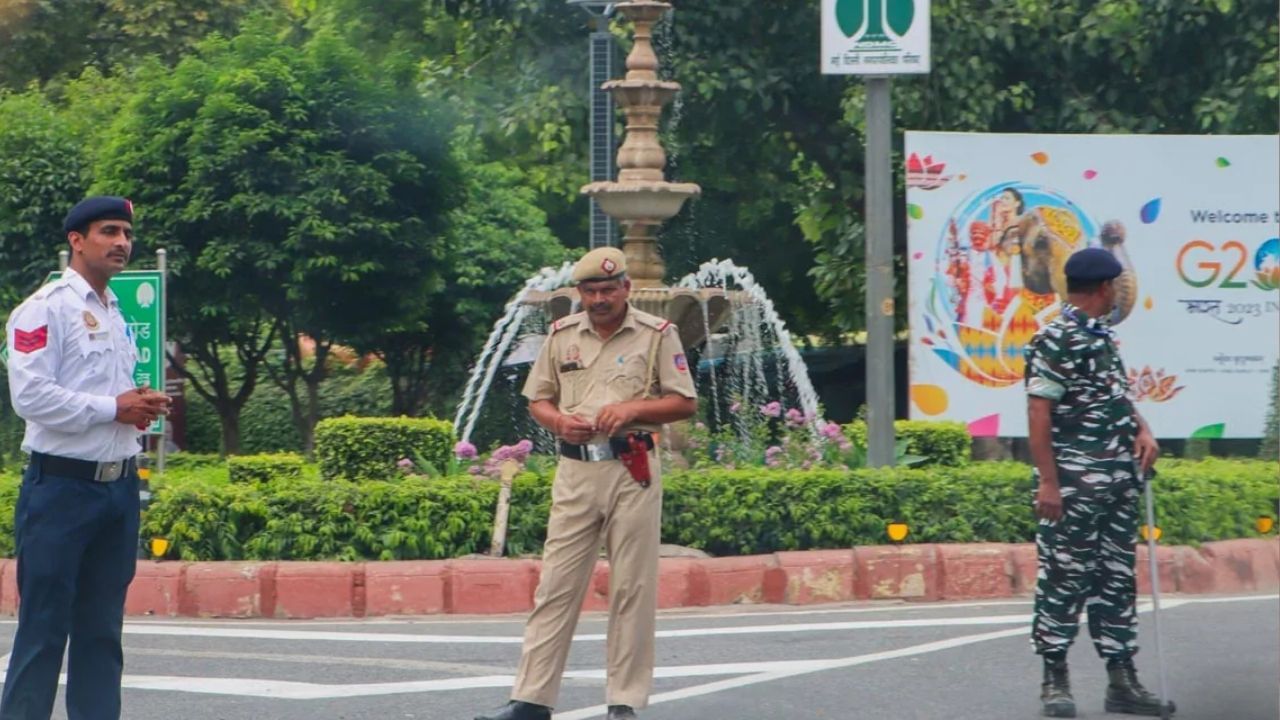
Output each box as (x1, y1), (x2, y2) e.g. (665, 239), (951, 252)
(609, 432), (656, 488)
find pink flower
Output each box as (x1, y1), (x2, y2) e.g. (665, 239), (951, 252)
(729, 402), (741, 413)
(454, 441), (478, 460)
(785, 408), (805, 426)
(759, 401), (782, 418)
(397, 457), (414, 471)
(765, 445), (783, 457)
(515, 439), (534, 454)
(820, 422), (843, 440)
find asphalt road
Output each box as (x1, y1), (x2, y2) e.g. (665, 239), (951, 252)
(1, 593), (1275, 720)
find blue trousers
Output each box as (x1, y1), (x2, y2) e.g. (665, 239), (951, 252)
(0, 462), (139, 720)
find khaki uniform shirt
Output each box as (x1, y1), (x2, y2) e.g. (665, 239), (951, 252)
(522, 305), (697, 440)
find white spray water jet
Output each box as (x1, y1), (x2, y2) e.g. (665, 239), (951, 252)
(679, 259), (824, 436)
(453, 262), (575, 444)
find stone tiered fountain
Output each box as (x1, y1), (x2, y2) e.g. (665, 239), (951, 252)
(453, 0), (823, 448)
(527, 0), (731, 349)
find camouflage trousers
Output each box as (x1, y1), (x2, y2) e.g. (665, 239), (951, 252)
(1031, 476), (1141, 660)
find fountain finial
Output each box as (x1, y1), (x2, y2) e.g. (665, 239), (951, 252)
(581, 0), (700, 289)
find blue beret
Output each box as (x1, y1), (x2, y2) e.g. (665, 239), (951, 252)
(63, 196), (133, 234)
(1064, 247), (1123, 282)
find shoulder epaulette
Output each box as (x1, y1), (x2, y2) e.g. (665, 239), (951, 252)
(633, 310), (674, 334)
(551, 312), (586, 333)
(31, 278), (70, 302)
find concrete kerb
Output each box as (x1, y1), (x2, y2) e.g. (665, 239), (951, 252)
(1, 538), (1275, 618)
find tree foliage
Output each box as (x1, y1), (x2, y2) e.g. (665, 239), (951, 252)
(93, 16), (460, 452)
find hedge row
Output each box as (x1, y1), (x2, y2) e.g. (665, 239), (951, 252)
(844, 420), (971, 466)
(314, 416), (454, 481)
(113, 457), (1278, 561)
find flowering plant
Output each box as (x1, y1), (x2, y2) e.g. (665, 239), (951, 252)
(679, 396), (922, 471)
(402, 438), (545, 480)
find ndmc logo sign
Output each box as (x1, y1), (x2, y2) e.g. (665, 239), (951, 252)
(822, 0), (931, 75)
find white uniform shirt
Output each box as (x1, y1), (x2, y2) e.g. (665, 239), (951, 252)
(6, 267), (142, 462)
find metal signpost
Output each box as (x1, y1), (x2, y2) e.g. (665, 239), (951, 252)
(822, 0), (930, 466)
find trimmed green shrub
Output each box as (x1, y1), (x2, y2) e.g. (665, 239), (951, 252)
(127, 458), (1277, 561)
(845, 420), (971, 466)
(314, 416), (455, 481)
(0, 474), (18, 557)
(140, 473), (551, 561)
(1261, 360), (1279, 460)
(227, 453), (305, 485)
(161, 452), (224, 471)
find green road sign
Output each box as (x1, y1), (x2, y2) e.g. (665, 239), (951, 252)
(2, 270), (166, 435)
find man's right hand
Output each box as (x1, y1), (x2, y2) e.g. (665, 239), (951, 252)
(1035, 481), (1064, 522)
(115, 387), (170, 427)
(555, 414), (596, 444)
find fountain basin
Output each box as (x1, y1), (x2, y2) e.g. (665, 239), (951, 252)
(582, 181), (701, 222)
(604, 79), (681, 109)
(615, 1), (671, 23)
(525, 286), (733, 351)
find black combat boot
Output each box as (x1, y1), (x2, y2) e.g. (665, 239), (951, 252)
(1040, 656), (1076, 718)
(607, 705), (638, 720)
(474, 700), (552, 720)
(1105, 658), (1176, 716)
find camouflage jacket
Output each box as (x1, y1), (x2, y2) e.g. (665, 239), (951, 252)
(1024, 303), (1137, 478)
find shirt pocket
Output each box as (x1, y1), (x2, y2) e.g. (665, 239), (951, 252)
(560, 368), (590, 409)
(69, 325), (116, 384)
(606, 353), (649, 403)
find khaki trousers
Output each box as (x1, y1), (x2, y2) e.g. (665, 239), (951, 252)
(510, 452), (662, 709)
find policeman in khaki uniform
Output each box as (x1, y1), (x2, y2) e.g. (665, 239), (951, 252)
(2, 197), (170, 720)
(476, 247), (697, 720)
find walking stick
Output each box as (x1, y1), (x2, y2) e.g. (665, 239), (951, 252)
(1141, 467), (1173, 720)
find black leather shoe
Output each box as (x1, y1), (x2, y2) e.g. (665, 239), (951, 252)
(1105, 659), (1176, 716)
(607, 706), (637, 720)
(474, 700), (552, 720)
(1040, 657), (1076, 718)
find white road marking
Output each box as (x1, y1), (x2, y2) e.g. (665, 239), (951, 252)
(554, 627), (1031, 719)
(553, 594), (1278, 719)
(0, 634), (1027, 699)
(123, 646), (512, 676)
(0, 592), (1271, 702)
(116, 613), (1035, 646)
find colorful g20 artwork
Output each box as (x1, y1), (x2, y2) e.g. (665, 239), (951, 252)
(919, 182), (1144, 388)
(906, 133), (1279, 438)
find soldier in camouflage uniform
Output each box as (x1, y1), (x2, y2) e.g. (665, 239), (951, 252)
(1024, 248), (1173, 718)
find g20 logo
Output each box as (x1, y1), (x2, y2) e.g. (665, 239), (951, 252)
(1176, 237), (1280, 290)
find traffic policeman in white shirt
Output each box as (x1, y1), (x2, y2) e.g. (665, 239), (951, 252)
(1, 196), (170, 720)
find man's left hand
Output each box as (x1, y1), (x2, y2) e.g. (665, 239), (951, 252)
(596, 402), (640, 437)
(1134, 429), (1159, 475)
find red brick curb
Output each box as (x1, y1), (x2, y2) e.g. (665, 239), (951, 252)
(0, 538), (1274, 619)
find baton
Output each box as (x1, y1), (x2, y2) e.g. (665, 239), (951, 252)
(1141, 466), (1173, 720)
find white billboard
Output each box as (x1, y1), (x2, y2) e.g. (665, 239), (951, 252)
(906, 132), (1280, 439)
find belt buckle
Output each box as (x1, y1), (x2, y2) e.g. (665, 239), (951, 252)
(95, 461), (122, 483)
(585, 443), (612, 462)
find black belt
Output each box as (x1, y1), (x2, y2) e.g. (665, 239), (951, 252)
(559, 432), (655, 462)
(32, 452), (136, 483)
